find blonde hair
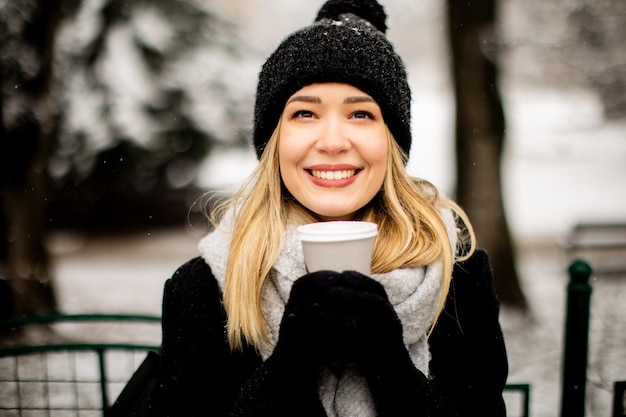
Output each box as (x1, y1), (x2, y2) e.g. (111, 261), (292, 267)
(211, 125), (475, 350)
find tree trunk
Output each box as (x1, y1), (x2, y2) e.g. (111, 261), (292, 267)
(0, 0), (62, 317)
(446, 0), (528, 309)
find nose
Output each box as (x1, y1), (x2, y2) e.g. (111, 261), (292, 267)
(315, 117), (351, 155)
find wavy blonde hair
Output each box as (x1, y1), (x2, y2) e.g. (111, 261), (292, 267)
(211, 124), (475, 351)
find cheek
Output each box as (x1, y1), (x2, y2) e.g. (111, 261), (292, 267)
(364, 136), (389, 169)
(278, 125), (304, 162)
(278, 137), (296, 173)
(278, 135), (305, 192)
(364, 138), (389, 189)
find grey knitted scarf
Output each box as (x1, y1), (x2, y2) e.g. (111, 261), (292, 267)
(198, 209), (457, 416)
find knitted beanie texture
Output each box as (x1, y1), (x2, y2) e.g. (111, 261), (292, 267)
(252, 0), (412, 159)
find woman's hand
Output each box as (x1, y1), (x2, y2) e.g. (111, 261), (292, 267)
(271, 270), (430, 415)
(276, 270), (411, 369)
(272, 270), (363, 367)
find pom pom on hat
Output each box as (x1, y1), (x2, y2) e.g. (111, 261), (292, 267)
(315, 0), (388, 33)
(253, 0), (411, 160)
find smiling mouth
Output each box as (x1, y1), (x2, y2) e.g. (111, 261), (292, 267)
(308, 169), (359, 180)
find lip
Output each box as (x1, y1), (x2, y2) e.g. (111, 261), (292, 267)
(307, 164), (360, 171)
(304, 163), (362, 188)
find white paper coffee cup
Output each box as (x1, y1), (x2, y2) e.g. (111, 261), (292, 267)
(296, 221), (378, 275)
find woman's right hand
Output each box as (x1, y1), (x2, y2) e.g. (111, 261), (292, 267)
(270, 270), (349, 368)
(273, 270), (402, 367)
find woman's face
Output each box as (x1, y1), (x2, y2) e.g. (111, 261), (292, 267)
(278, 83), (388, 220)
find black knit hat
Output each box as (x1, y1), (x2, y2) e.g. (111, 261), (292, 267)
(253, 0), (412, 159)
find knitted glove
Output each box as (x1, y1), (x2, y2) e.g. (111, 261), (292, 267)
(235, 271), (352, 417)
(283, 270), (430, 416)
(334, 271), (455, 417)
(275, 270), (420, 369)
(275, 270), (384, 364)
(269, 270), (438, 416)
(314, 272), (427, 394)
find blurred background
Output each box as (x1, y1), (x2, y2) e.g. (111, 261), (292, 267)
(1, 1), (625, 416)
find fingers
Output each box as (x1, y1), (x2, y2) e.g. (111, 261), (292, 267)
(289, 270), (387, 302)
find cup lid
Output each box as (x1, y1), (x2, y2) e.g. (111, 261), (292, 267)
(296, 221), (378, 242)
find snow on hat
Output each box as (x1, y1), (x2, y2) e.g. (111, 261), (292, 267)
(252, 0), (412, 159)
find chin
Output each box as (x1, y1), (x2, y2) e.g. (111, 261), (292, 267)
(313, 209), (357, 221)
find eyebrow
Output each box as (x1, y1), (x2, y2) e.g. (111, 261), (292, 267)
(344, 96), (375, 104)
(286, 95), (321, 104)
(286, 95), (375, 105)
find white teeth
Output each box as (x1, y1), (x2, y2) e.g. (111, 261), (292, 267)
(311, 170), (356, 180)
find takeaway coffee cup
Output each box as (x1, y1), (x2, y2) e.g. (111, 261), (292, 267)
(296, 221), (378, 275)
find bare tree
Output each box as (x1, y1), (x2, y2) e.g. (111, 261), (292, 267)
(0, 0), (249, 317)
(0, 0), (62, 316)
(567, 0), (626, 119)
(446, 0), (528, 309)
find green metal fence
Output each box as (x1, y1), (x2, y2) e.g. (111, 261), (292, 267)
(614, 381), (626, 417)
(504, 383), (530, 417)
(0, 314), (160, 415)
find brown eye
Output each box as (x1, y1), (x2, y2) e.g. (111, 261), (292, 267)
(292, 110), (315, 119)
(352, 111), (375, 119)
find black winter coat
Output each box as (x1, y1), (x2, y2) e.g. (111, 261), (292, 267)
(148, 249), (508, 417)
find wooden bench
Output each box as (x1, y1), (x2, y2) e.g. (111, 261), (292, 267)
(567, 223), (626, 275)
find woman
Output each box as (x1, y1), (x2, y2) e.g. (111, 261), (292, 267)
(149, 1), (508, 416)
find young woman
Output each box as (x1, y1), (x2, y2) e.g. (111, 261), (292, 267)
(148, 1), (508, 416)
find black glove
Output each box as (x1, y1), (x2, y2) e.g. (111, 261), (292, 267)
(270, 271), (431, 415)
(257, 271), (366, 398)
(273, 270), (415, 370)
(273, 270), (388, 364)
(238, 272), (354, 417)
(289, 271), (430, 409)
